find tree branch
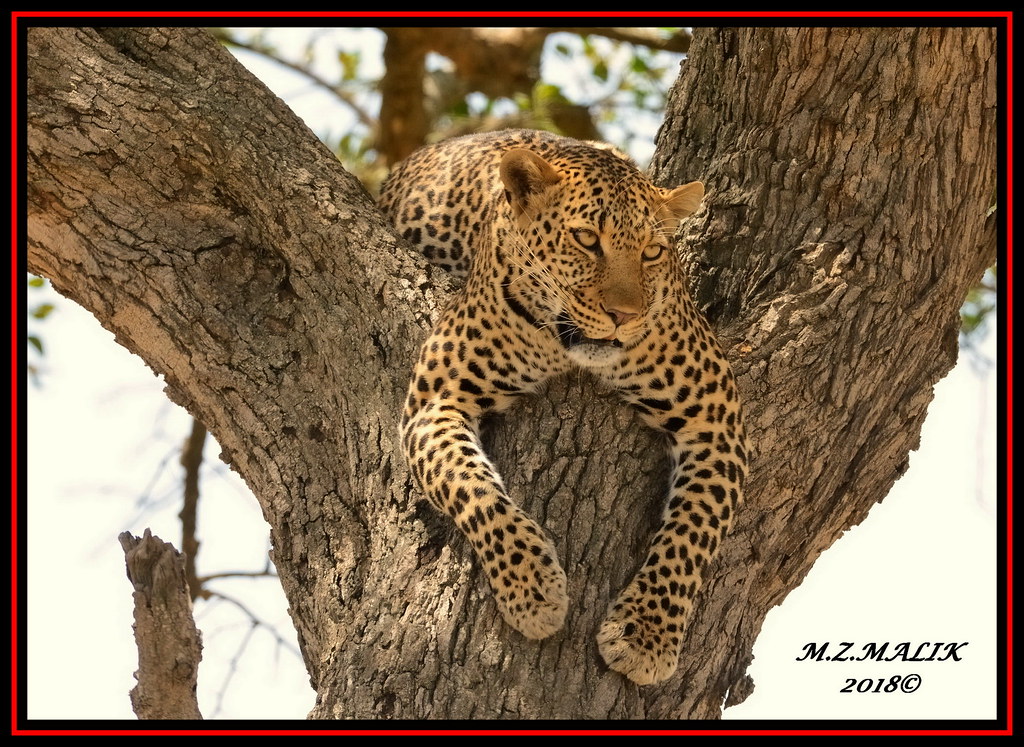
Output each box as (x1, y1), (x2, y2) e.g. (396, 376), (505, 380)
(27, 25), (455, 700)
(378, 29), (430, 164)
(179, 417), (207, 601)
(548, 26), (692, 53)
(119, 529), (204, 720)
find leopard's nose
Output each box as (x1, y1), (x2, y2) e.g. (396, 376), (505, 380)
(604, 306), (639, 327)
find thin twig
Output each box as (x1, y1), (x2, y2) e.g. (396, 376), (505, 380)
(212, 619), (258, 718)
(202, 588), (303, 658)
(210, 29), (377, 128)
(197, 568), (278, 584)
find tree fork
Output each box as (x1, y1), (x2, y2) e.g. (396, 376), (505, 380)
(25, 26), (996, 719)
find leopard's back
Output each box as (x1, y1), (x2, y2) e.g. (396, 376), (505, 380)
(378, 129), (632, 277)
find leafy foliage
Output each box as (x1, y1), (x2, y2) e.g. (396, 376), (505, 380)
(960, 265), (997, 341)
(27, 274), (53, 386)
(212, 27), (685, 182)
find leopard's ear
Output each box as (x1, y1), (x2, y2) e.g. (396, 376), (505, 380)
(500, 148), (563, 222)
(657, 181), (705, 233)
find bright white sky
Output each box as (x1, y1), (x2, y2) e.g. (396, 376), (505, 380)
(23, 27), (1002, 725)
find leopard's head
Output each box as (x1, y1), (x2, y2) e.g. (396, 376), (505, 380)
(498, 143), (704, 367)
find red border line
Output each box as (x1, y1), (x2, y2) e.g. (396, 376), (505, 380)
(10, 9), (20, 738)
(8, 728), (1018, 737)
(1003, 11), (1014, 737)
(7, 10), (1016, 18)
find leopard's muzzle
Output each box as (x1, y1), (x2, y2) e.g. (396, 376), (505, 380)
(554, 311), (623, 350)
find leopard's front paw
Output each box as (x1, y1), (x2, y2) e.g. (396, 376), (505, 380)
(597, 585), (688, 685)
(488, 531), (568, 639)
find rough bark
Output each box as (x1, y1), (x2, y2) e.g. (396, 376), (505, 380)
(649, 28), (997, 713)
(25, 26), (996, 720)
(119, 530), (204, 720)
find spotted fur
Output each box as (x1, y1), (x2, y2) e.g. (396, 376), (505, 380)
(380, 129), (748, 685)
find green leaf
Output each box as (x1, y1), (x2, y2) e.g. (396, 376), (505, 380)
(28, 276), (45, 288)
(27, 335), (43, 355)
(31, 303), (55, 320)
(630, 55), (650, 74)
(533, 83), (569, 106)
(339, 50), (360, 81)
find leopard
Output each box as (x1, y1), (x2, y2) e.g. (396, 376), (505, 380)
(379, 129), (748, 686)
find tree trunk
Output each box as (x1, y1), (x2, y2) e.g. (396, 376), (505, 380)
(648, 26), (997, 715)
(25, 26), (996, 720)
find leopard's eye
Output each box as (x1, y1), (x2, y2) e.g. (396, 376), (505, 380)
(643, 243), (666, 262)
(570, 228), (601, 252)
